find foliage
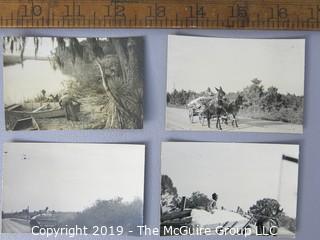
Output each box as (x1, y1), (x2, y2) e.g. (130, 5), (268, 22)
(161, 175), (211, 211)
(249, 198), (296, 232)
(185, 191), (211, 209)
(167, 89), (196, 106)
(52, 37), (144, 129)
(240, 79), (303, 124)
(61, 198), (143, 235)
(249, 198), (283, 219)
(279, 215), (296, 233)
(161, 175), (179, 212)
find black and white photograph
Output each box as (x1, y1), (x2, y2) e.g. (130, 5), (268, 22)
(3, 36), (144, 130)
(161, 142), (299, 237)
(1, 143), (145, 235)
(166, 35), (305, 133)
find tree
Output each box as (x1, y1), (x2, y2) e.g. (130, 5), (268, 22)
(261, 86), (280, 111)
(161, 175), (179, 212)
(186, 191), (211, 209)
(166, 93), (171, 103)
(61, 197), (143, 235)
(249, 198), (284, 235)
(92, 38), (143, 128)
(242, 78), (264, 110)
(249, 198), (283, 220)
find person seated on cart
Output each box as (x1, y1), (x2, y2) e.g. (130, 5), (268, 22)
(207, 193), (219, 213)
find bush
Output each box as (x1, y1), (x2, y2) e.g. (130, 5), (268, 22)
(186, 191), (211, 209)
(61, 198), (143, 235)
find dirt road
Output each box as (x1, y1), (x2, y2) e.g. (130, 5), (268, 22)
(2, 218), (31, 233)
(166, 107), (303, 133)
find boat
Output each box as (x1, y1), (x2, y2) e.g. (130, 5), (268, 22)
(5, 104), (23, 111)
(29, 108), (66, 118)
(13, 117), (40, 131)
(8, 103), (80, 119)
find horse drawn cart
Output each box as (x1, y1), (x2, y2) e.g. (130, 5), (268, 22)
(186, 93), (243, 130)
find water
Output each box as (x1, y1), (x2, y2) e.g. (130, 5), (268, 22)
(4, 60), (72, 105)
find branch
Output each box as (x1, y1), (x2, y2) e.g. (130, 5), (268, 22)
(110, 38), (128, 81)
(95, 59), (141, 123)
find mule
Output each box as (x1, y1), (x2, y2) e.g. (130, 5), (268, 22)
(201, 102), (226, 130)
(223, 94), (244, 128)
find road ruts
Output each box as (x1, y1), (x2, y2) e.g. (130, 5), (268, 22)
(2, 218), (31, 233)
(166, 107), (302, 133)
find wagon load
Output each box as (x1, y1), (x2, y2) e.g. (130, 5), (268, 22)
(191, 209), (249, 234)
(161, 208), (250, 236)
(187, 96), (214, 123)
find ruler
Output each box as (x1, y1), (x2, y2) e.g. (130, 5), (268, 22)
(0, 0), (320, 30)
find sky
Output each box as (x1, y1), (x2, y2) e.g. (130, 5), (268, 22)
(167, 35), (305, 95)
(161, 142), (299, 218)
(2, 143), (145, 212)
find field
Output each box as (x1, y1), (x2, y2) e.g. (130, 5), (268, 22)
(166, 107), (303, 133)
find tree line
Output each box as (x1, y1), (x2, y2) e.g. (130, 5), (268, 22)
(61, 198), (143, 235)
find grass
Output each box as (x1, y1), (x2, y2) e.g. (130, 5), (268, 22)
(239, 107), (303, 124)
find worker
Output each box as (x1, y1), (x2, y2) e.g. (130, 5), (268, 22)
(59, 92), (80, 121)
(207, 193), (218, 212)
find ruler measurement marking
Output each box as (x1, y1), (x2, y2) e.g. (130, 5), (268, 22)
(0, 0), (320, 29)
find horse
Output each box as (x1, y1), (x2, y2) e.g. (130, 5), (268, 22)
(223, 94), (244, 128)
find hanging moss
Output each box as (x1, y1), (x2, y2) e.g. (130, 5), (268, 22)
(69, 38), (83, 65)
(34, 37), (39, 57)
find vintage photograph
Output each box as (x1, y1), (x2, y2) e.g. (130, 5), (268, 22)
(161, 142), (299, 237)
(166, 35), (305, 133)
(3, 36), (144, 130)
(1, 143), (145, 235)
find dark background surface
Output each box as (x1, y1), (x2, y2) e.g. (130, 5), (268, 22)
(0, 29), (318, 240)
